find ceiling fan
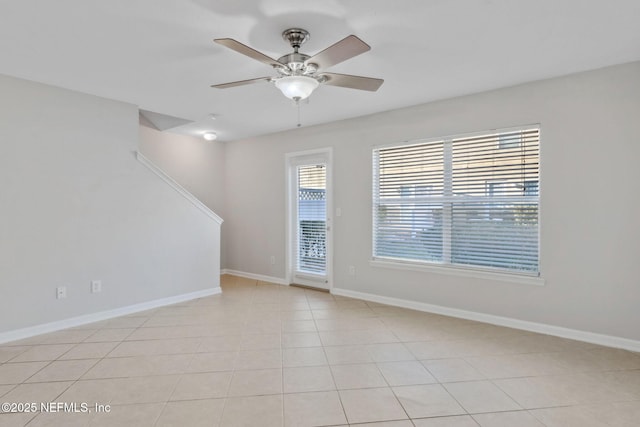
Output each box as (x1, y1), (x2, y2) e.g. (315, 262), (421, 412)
(211, 28), (384, 101)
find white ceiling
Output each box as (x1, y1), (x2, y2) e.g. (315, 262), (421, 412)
(1, 0), (639, 141)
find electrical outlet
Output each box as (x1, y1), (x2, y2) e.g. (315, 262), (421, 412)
(56, 286), (67, 299)
(270, 256), (276, 265)
(91, 280), (102, 293)
(348, 265), (356, 276)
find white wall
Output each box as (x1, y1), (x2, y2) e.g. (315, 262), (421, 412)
(138, 122), (225, 217)
(0, 74), (220, 334)
(223, 61), (640, 342)
(138, 123), (226, 267)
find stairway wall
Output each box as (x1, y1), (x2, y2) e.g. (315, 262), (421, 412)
(0, 74), (221, 334)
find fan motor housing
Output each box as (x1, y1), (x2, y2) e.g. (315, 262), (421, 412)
(277, 52), (310, 70)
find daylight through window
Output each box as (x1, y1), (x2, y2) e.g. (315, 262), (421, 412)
(372, 127), (540, 275)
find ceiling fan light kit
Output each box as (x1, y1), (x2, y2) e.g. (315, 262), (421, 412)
(211, 27), (383, 103)
(275, 75), (319, 100)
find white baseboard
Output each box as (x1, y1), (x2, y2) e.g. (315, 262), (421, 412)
(221, 269), (288, 286)
(331, 287), (640, 353)
(0, 287), (221, 345)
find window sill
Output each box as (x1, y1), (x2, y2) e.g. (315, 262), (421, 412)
(370, 258), (545, 286)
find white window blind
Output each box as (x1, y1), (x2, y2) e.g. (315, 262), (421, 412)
(373, 127), (540, 275)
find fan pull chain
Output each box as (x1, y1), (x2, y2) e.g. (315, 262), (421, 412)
(296, 98), (301, 127)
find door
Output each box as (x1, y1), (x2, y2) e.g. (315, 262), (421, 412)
(286, 149), (332, 290)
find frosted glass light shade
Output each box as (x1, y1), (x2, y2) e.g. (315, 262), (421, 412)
(275, 76), (319, 100)
(203, 132), (217, 141)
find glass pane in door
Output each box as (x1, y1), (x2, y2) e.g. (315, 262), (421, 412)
(296, 164), (326, 275)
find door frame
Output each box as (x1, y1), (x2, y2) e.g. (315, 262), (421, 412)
(285, 147), (333, 290)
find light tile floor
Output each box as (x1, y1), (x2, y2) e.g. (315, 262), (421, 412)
(0, 274), (639, 426)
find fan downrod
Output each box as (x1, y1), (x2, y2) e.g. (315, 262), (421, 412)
(282, 28), (310, 52)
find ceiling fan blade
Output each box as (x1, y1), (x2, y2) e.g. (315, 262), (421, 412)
(214, 38), (281, 68)
(320, 73), (384, 92)
(305, 35), (370, 69)
(211, 77), (272, 89)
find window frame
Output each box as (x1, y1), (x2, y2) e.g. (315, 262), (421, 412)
(372, 125), (542, 283)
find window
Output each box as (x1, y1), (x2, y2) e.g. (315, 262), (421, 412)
(373, 126), (540, 275)
(297, 165), (327, 274)
(498, 131), (522, 149)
